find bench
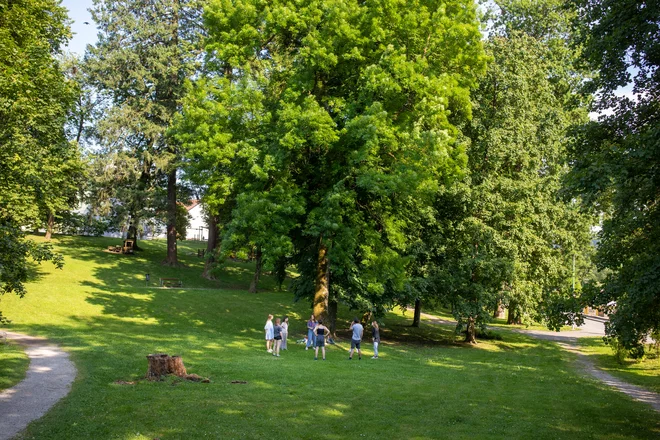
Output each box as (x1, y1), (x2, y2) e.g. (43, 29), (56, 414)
(107, 245), (122, 253)
(160, 277), (183, 288)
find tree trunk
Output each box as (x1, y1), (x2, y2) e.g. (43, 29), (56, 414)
(45, 212), (54, 241)
(163, 167), (178, 266)
(313, 241), (330, 323)
(412, 298), (421, 327)
(507, 301), (521, 325)
(328, 294), (338, 338)
(127, 223), (140, 250)
(464, 317), (477, 344)
(146, 353), (187, 380)
(248, 246), (263, 293)
(202, 215), (218, 279)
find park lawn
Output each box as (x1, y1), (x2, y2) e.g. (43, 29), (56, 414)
(0, 235), (657, 439)
(0, 340), (29, 392)
(578, 337), (660, 394)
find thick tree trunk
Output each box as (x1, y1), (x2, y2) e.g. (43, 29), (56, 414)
(412, 298), (421, 327)
(202, 215), (218, 279)
(164, 168), (178, 266)
(45, 212), (54, 241)
(464, 317), (477, 344)
(128, 223), (140, 250)
(248, 246), (263, 293)
(507, 301), (521, 325)
(146, 353), (187, 380)
(313, 242), (330, 323)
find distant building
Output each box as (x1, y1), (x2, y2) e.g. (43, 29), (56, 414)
(185, 200), (208, 241)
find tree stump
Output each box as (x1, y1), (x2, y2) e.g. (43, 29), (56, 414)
(146, 354), (187, 380)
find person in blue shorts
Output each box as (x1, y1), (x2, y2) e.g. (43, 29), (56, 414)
(313, 320), (329, 360)
(348, 318), (364, 360)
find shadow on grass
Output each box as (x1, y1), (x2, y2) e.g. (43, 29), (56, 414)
(6, 235), (659, 439)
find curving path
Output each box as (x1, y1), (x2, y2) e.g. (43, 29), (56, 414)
(0, 332), (76, 440)
(420, 312), (660, 413)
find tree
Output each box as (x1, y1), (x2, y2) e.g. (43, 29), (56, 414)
(86, 0), (203, 264)
(200, 0), (487, 328)
(0, 0), (74, 321)
(424, 0), (595, 342)
(568, 0), (660, 357)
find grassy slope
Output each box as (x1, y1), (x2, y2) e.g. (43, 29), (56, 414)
(578, 338), (660, 394)
(0, 235), (658, 439)
(0, 340), (29, 391)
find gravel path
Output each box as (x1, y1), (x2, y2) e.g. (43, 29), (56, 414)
(420, 312), (660, 412)
(0, 332), (76, 440)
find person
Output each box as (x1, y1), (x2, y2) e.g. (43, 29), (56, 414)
(306, 314), (316, 350)
(264, 314), (274, 353)
(313, 319), (330, 360)
(273, 318), (283, 357)
(349, 318), (364, 360)
(371, 320), (380, 359)
(281, 316), (289, 350)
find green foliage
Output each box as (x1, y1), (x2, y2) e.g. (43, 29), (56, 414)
(568, 0), (660, 356)
(0, 0), (76, 319)
(194, 0), (487, 313)
(85, 0), (204, 258)
(422, 0), (595, 340)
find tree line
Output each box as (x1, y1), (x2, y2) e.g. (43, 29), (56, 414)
(0, 0), (657, 354)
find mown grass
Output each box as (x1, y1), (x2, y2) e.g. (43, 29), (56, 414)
(578, 338), (660, 394)
(0, 340), (29, 392)
(0, 235), (658, 439)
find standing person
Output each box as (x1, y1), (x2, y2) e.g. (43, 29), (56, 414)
(371, 321), (380, 359)
(264, 314), (274, 353)
(313, 320), (330, 360)
(281, 316), (289, 350)
(348, 318), (364, 360)
(306, 314), (316, 350)
(273, 318), (283, 357)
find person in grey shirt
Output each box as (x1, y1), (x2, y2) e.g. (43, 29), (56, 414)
(349, 318), (364, 360)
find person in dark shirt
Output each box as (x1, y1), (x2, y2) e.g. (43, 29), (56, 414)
(313, 320), (330, 360)
(371, 321), (380, 359)
(273, 318), (283, 357)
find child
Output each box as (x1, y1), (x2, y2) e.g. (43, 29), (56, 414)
(371, 321), (380, 359)
(273, 318), (283, 357)
(281, 316), (289, 350)
(264, 314), (274, 353)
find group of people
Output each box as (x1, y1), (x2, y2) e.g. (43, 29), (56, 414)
(264, 314), (381, 360)
(263, 314), (289, 357)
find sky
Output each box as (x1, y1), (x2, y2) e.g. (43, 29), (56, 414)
(61, 0), (97, 55)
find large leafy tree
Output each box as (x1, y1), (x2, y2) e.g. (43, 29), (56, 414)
(568, 0), (660, 356)
(0, 0), (77, 320)
(198, 0), (487, 329)
(423, 0), (595, 342)
(86, 0), (203, 263)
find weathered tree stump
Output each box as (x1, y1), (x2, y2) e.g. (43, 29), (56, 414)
(146, 354), (187, 380)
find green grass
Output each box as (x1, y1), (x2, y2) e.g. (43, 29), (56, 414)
(578, 338), (660, 394)
(0, 235), (658, 439)
(0, 340), (29, 392)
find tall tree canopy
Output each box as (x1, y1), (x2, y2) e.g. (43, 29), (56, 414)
(421, 0), (595, 342)
(0, 0), (76, 320)
(86, 0), (204, 263)
(187, 0), (487, 328)
(568, 0), (660, 356)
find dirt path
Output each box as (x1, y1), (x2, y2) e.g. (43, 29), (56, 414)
(0, 332), (76, 440)
(419, 311), (660, 412)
